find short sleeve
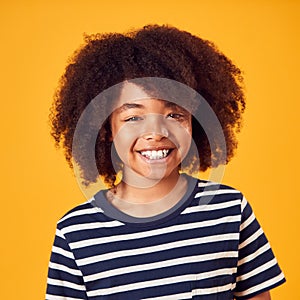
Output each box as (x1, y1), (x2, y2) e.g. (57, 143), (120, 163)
(46, 228), (88, 300)
(233, 197), (286, 299)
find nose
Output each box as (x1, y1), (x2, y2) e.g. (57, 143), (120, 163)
(141, 114), (169, 140)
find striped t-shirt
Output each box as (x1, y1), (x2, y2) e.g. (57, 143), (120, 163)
(46, 176), (285, 299)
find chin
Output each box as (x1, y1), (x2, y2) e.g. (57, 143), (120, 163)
(122, 162), (179, 184)
(139, 167), (178, 181)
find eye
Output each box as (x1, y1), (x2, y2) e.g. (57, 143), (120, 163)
(124, 116), (143, 122)
(167, 113), (184, 120)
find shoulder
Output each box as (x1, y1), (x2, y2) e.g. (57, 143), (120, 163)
(180, 176), (247, 218)
(192, 177), (244, 203)
(56, 198), (102, 230)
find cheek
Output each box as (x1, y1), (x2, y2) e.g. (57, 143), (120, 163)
(180, 130), (193, 154)
(171, 119), (192, 143)
(175, 122), (193, 158)
(112, 125), (139, 156)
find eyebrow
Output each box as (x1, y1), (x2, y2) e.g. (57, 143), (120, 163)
(118, 101), (183, 112)
(118, 103), (145, 112)
(164, 102), (182, 109)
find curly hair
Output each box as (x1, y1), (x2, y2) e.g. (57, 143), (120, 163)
(49, 24), (245, 188)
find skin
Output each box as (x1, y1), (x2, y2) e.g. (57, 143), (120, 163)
(247, 291), (271, 300)
(109, 82), (192, 205)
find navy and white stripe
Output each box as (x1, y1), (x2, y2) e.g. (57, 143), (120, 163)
(46, 178), (285, 299)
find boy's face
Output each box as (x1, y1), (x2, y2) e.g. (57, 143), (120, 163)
(110, 83), (192, 183)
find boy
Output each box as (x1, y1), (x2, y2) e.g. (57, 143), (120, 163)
(46, 24), (285, 299)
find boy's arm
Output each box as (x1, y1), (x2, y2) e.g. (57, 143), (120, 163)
(233, 197), (285, 299)
(46, 228), (88, 299)
(247, 291), (271, 300)
(234, 290), (271, 300)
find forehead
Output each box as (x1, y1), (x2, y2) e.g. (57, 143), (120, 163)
(116, 82), (149, 106)
(113, 82), (185, 112)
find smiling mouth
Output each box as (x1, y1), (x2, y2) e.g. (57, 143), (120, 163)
(139, 149), (173, 160)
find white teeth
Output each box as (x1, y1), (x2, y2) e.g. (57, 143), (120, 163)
(140, 149), (170, 160)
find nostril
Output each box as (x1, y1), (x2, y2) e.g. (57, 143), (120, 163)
(142, 130), (168, 140)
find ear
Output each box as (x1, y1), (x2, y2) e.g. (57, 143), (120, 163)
(108, 115), (113, 142)
(101, 116), (113, 142)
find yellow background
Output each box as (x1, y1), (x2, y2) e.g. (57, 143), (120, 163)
(0, 0), (299, 299)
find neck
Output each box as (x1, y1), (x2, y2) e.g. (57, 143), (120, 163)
(114, 169), (184, 204)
